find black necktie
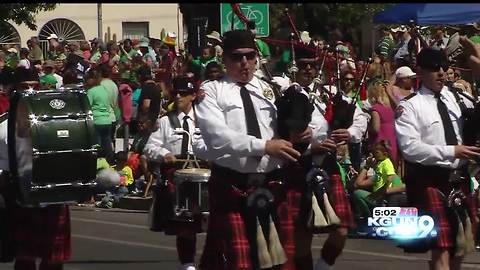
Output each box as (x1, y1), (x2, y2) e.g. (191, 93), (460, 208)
(239, 84), (262, 139)
(435, 92), (458, 145)
(181, 115), (190, 156)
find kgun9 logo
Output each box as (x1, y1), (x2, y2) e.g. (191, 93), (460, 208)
(367, 207), (437, 239)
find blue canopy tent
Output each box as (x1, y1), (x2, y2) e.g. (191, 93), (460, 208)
(373, 3), (480, 25)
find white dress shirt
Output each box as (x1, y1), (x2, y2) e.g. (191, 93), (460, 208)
(345, 95), (371, 144)
(143, 108), (196, 162)
(395, 85), (468, 169)
(196, 76), (327, 173)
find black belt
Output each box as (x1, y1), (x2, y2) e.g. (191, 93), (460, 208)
(404, 161), (468, 184)
(211, 164), (285, 188)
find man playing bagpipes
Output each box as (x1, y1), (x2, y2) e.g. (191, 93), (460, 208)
(395, 48), (480, 270)
(275, 40), (356, 270)
(196, 28), (338, 270)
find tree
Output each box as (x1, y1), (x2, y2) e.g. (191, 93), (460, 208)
(0, 3), (57, 30)
(269, 3), (393, 38)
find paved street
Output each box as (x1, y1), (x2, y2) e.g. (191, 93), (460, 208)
(0, 206), (480, 269)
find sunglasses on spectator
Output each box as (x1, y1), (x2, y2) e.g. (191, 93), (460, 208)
(174, 90), (194, 97)
(343, 78), (355, 82)
(297, 61), (317, 69)
(227, 51), (257, 61)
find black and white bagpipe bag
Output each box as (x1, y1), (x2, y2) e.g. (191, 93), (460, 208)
(275, 82), (344, 233)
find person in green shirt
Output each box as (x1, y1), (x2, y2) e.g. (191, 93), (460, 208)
(85, 68), (115, 163)
(99, 64), (121, 147)
(89, 38), (102, 63)
(39, 73), (57, 90)
(190, 46), (219, 80)
(376, 26), (395, 62)
(352, 140), (406, 219)
(5, 48), (19, 69)
(119, 39), (142, 85)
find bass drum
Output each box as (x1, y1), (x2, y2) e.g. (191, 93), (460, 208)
(8, 89), (98, 207)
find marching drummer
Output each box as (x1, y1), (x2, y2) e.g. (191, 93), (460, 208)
(0, 67), (72, 270)
(143, 74), (199, 270)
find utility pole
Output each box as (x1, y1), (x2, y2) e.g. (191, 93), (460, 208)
(97, 3), (103, 39)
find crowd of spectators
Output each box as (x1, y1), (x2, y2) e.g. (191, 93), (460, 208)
(0, 22), (479, 218)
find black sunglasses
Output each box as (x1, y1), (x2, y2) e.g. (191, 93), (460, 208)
(422, 64), (449, 72)
(343, 78), (355, 82)
(297, 61), (317, 69)
(227, 51), (257, 61)
(174, 90), (193, 97)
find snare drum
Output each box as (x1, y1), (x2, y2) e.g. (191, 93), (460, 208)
(172, 168), (210, 226)
(8, 89), (98, 206)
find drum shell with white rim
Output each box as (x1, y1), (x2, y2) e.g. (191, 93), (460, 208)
(172, 168), (210, 221)
(8, 88), (98, 206)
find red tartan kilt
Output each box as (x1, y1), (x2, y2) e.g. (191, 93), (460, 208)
(326, 173), (356, 229)
(12, 205), (71, 262)
(406, 181), (478, 250)
(284, 163), (355, 231)
(200, 166), (353, 270)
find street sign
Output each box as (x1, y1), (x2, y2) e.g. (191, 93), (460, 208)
(220, 3), (269, 37)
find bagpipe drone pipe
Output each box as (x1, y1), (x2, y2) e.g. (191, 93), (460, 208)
(447, 82), (480, 161)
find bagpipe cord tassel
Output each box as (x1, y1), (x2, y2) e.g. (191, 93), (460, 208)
(312, 193), (328, 227)
(256, 216), (273, 269)
(267, 215), (288, 266)
(464, 211), (475, 254)
(323, 192), (341, 225)
(455, 213), (466, 258)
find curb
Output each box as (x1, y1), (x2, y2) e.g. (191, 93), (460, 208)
(116, 196), (153, 211)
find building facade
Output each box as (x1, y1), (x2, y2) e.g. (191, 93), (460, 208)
(1, 3), (183, 50)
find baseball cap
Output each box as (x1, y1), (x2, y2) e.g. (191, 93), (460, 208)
(395, 66), (416, 78)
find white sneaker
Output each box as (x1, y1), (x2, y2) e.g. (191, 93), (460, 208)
(178, 263), (197, 270)
(314, 258), (332, 270)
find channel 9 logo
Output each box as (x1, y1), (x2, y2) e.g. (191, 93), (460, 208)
(367, 207), (437, 239)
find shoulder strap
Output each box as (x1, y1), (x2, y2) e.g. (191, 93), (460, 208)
(166, 111), (181, 129)
(403, 92), (417, 100)
(447, 86), (468, 112)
